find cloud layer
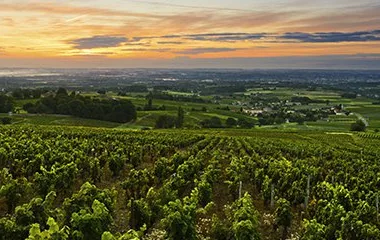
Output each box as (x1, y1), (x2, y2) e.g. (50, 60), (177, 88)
(67, 30), (380, 52)
(1, 0), (380, 67)
(68, 36), (128, 49)
(158, 30), (380, 43)
(176, 48), (242, 55)
(280, 30), (380, 43)
(1, 54), (379, 69)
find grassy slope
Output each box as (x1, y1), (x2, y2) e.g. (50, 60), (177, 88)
(5, 88), (380, 132)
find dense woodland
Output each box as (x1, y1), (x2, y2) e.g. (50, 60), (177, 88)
(22, 88), (137, 123)
(1, 126), (380, 239)
(0, 95), (13, 113)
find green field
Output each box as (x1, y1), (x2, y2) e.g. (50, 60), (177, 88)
(2, 87), (378, 133)
(0, 113), (120, 128)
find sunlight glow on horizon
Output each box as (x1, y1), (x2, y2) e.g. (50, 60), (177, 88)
(0, 0), (379, 68)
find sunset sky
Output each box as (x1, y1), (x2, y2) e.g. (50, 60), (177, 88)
(1, 0), (380, 68)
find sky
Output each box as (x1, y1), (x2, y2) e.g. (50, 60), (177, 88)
(0, 0), (380, 69)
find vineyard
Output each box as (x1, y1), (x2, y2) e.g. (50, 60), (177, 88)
(1, 126), (380, 239)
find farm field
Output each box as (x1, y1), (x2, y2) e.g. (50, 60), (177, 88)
(2, 87), (379, 133)
(0, 70), (380, 239)
(1, 0), (380, 238)
(0, 113), (120, 128)
(1, 126), (380, 239)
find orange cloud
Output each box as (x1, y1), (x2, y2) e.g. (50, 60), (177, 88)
(0, 1), (379, 64)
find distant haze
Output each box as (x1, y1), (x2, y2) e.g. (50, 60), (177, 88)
(1, 55), (379, 70)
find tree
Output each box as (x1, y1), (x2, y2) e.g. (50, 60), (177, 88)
(176, 107), (184, 128)
(275, 198), (292, 240)
(226, 117), (237, 128)
(155, 115), (177, 129)
(237, 118), (254, 128)
(24, 89), (137, 123)
(12, 89), (25, 99)
(297, 118), (305, 125)
(274, 116), (286, 124)
(1, 117), (12, 125)
(351, 119), (366, 132)
(0, 94), (13, 113)
(39, 96), (56, 113)
(341, 92), (357, 99)
(200, 117), (222, 128)
(105, 101), (137, 123)
(97, 89), (106, 95)
(144, 92), (153, 110)
(23, 102), (36, 113)
(147, 98), (152, 109)
(56, 88), (68, 97)
(32, 89), (43, 99)
(68, 100), (85, 117)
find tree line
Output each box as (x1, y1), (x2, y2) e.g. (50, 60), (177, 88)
(23, 88), (137, 123)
